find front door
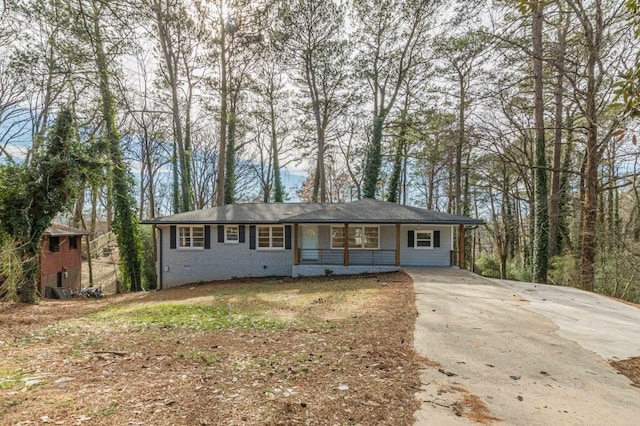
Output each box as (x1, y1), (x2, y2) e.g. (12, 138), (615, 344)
(301, 226), (319, 261)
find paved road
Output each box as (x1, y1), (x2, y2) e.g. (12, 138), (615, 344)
(406, 267), (640, 425)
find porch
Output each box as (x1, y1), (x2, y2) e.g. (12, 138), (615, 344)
(291, 223), (466, 270)
(298, 248), (397, 266)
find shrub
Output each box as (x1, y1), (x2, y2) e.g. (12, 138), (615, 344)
(474, 253), (501, 279)
(0, 235), (24, 301)
(548, 254), (579, 287)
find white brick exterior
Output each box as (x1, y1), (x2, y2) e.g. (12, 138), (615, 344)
(155, 223), (456, 288)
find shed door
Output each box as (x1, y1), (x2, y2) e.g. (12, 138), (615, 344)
(301, 226), (318, 261)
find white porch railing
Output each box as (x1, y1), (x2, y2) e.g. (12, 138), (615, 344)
(299, 249), (396, 266)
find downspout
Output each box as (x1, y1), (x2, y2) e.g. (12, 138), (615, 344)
(156, 225), (163, 290)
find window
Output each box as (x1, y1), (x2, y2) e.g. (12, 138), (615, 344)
(257, 226), (284, 249)
(69, 236), (78, 250)
(225, 225), (239, 243)
(331, 228), (346, 248)
(331, 226), (379, 249)
(49, 236), (60, 253)
(362, 227), (379, 249)
(178, 226), (204, 248)
(415, 230), (433, 249)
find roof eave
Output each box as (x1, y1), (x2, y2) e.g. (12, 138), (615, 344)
(141, 220), (287, 225)
(283, 219), (485, 225)
(142, 219), (485, 225)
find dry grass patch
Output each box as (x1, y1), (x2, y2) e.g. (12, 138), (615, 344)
(0, 272), (420, 425)
(611, 357), (640, 388)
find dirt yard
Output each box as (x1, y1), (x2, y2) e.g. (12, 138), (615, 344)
(0, 272), (423, 425)
(81, 250), (119, 295)
(4, 271), (638, 425)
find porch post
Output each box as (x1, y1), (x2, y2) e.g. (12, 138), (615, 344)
(343, 223), (349, 266)
(459, 224), (466, 270)
(294, 223), (300, 265)
(395, 223), (401, 266)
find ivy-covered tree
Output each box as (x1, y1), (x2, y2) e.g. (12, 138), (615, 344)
(84, 0), (143, 292)
(530, 0), (549, 283)
(0, 107), (82, 303)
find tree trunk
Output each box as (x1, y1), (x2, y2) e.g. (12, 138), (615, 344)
(577, 0), (603, 292)
(90, 1), (141, 291)
(363, 115), (384, 199)
(455, 76), (465, 215)
(153, 0), (189, 212)
(557, 117), (573, 252)
(402, 142), (408, 205)
(387, 137), (403, 203)
(270, 93), (283, 202)
(304, 51), (326, 203)
(73, 184), (85, 228)
(532, 1), (549, 284)
(387, 107), (408, 203)
(581, 141), (598, 292)
(80, 215), (93, 285)
(549, 17), (567, 257)
(105, 183), (112, 232)
(183, 60), (194, 211)
(224, 103), (236, 204)
(171, 142), (180, 213)
(215, 11), (228, 206)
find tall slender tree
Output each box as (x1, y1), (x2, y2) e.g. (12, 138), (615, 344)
(549, 9), (570, 257)
(531, 0), (549, 283)
(149, 0), (194, 212)
(356, 0), (438, 199)
(80, 0), (142, 291)
(432, 31), (487, 215)
(279, 0), (350, 203)
(564, 0), (627, 291)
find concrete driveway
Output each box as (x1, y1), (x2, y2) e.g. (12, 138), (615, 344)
(406, 267), (640, 425)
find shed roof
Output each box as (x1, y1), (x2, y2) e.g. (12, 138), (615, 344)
(142, 199), (484, 226)
(44, 225), (92, 236)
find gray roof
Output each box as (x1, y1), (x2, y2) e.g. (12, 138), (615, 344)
(284, 199), (484, 225)
(44, 225), (92, 236)
(142, 199), (484, 226)
(141, 203), (322, 224)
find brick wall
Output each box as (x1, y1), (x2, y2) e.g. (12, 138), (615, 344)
(40, 235), (83, 296)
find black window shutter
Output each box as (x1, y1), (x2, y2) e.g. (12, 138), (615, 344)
(408, 230), (414, 248)
(434, 230), (440, 248)
(170, 226), (176, 249)
(239, 225), (246, 243)
(249, 226), (256, 249)
(218, 225), (224, 243)
(285, 225), (292, 250)
(204, 226), (211, 249)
